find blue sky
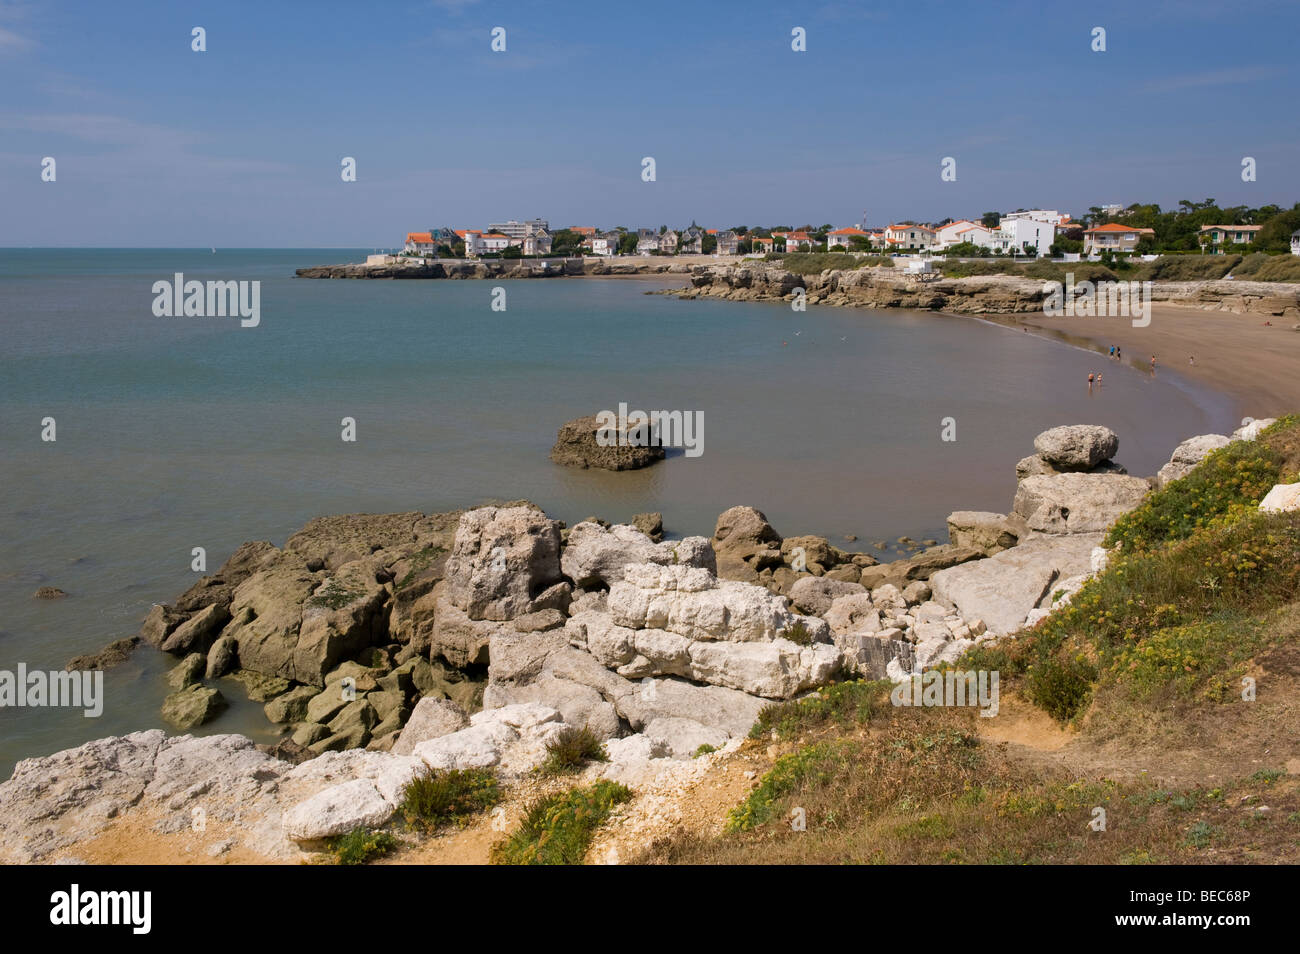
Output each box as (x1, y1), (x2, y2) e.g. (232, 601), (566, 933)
(2, 0), (1298, 246)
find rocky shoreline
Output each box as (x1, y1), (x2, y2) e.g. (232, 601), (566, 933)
(0, 418), (1279, 863)
(295, 258), (1300, 319)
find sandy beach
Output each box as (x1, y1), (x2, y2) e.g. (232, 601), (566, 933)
(1005, 303), (1300, 419)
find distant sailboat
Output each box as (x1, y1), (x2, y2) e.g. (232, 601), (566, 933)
(211, 247), (216, 253)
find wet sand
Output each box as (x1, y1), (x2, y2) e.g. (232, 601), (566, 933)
(1000, 304), (1300, 420)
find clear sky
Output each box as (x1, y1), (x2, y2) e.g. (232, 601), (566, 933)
(2, 0), (1298, 246)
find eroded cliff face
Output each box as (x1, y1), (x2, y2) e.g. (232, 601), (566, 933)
(666, 264), (1300, 318)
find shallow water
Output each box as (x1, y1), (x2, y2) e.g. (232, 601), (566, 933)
(0, 249), (1236, 775)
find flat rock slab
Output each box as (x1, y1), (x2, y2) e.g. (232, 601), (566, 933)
(929, 532), (1102, 636)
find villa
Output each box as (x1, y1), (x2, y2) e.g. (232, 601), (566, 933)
(827, 227), (869, 249)
(404, 232), (436, 255)
(1292, 228), (1300, 256)
(715, 230), (739, 255)
(933, 220), (980, 249)
(1083, 223), (1155, 256)
(591, 232), (620, 256)
(751, 235), (774, 254)
(884, 224), (936, 251)
(1199, 224), (1263, 252)
(680, 226), (705, 255)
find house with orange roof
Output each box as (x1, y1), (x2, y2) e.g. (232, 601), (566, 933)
(933, 220), (979, 249)
(783, 230), (815, 251)
(751, 235), (775, 253)
(404, 232), (436, 254)
(884, 224), (936, 251)
(1083, 223), (1155, 256)
(827, 226), (869, 249)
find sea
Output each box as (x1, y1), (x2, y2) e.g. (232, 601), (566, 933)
(0, 248), (1237, 776)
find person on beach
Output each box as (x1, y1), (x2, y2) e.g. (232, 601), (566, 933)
(1150, 354), (1157, 372)
(1109, 346), (1115, 359)
(1097, 373), (1103, 388)
(1116, 346), (1122, 361)
(1088, 372), (1095, 390)
(1189, 355), (1195, 365)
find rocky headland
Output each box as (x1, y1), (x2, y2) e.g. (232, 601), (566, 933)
(1, 417), (1284, 863)
(295, 258), (1300, 319)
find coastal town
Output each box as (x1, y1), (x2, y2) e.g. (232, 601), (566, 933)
(397, 207), (1300, 262)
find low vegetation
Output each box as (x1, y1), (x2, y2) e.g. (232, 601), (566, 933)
(490, 780), (633, 865)
(330, 827), (399, 865)
(539, 724), (608, 775)
(398, 767), (501, 832)
(767, 252), (891, 274)
(966, 417), (1300, 725)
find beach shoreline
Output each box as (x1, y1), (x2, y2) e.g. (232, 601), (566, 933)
(993, 304), (1300, 420)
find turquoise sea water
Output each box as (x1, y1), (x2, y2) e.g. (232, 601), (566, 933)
(0, 249), (1235, 775)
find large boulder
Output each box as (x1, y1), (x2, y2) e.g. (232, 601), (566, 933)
(1012, 473), (1150, 534)
(391, 698), (470, 755)
(787, 575), (865, 616)
(930, 532), (1102, 636)
(443, 506), (563, 621)
(711, 506), (782, 581)
(1260, 483), (1300, 514)
(1033, 425), (1120, 470)
(1155, 434), (1231, 488)
(1232, 418), (1276, 441)
(549, 415), (665, 470)
(161, 685), (227, 730)
(282, 778), (395, 842)
(560, 522), (716, 588)
(946, 511), (1028, 555)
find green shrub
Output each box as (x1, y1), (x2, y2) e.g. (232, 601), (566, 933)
(692, 743), (719, 758)
(330, 827), (399, 865)
(1135, 255), (1240, 282)
(1231, 253), (1300, 282)
(399, 768), (501, 831)
(1025, 655), (1097, 724)
(782, 621), (812, 645)
(540, 724), (608, 775)
(749, 679), (891, 740)
(490, 780), (633, 865)
(1105, 440), (1282, 552)
(726, 741), (854, 832)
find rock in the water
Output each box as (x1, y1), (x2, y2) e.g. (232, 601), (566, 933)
(1033, 425), (1120, 469)
(160, 602), (231, 654)
(66, 636), (140, 672)
(549, 414), (665, 470)
(1012, 473), (1150, 534)
(205, 635), (238, 679)
(161, 686), (227, 730)
(33, 586), (68, 600)
(264, 685), (319, 724)
(165, 653), (206, 691)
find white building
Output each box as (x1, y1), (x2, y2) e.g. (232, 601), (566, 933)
(1002, 209), (1069, 227)
(933, 220), (980, 249)
(827, 227), (870, 248)
(990, 217), (1055, 257)
(487, 219), (548, 240)
(463, 230), (513, 257)
(591, 232), (620, 256)
(1292, 229), (1300, 256)
(883, 224), (936, 251)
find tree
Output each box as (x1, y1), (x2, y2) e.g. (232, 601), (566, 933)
(981, 211), (1000, 228)
(549, 229), (585, 256)
(618, 232), (639, 255)
(502, 245), (522, 259)
(702, 233), (718, 254)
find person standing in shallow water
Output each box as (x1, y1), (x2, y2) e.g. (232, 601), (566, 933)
(1151, 354), (1157, 372)
(1088, 372), (1095, 392)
